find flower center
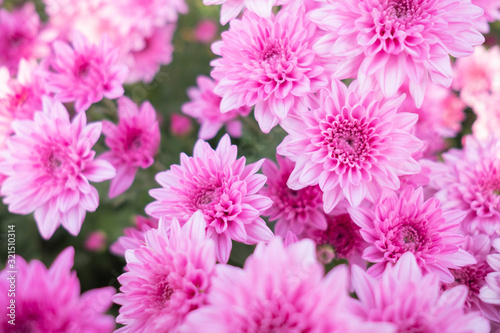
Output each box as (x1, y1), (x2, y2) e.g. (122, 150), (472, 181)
(193, 186), (221, 211)
(316, 214), (363, 259)
(395, 223), (425, 252)
(388, 0), (417, 19)
(261, 40), (283, 65)
(124, 128), (144, 150)
(154, 279), (174, 309)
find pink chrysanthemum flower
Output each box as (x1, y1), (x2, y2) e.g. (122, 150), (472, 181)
(443, 235), (500, 323)
(170, 114), (192, 136)
(433, 135), (500, 235)
(278, 79), (422, 210)
(349, 186), (476, 282)
(472, 94), (500, 141)
(0, 3), (55, 74)
(113, 211), (216, 333)
(110, 215), (159, 256)
(309, 0), (485, 107)
(44, 32), (128, 112)
(351, 252), (490, 332)
(260, 155), (326, 237)
(203, 0), (288, 25)
(0, 59), (47, 149)
(182, 237), (392, 333)
(472, 0), (500, 32)
(146, 134), (273, 263)
(194, 20), (218, 43)
(0, 98), (116, 239)
(101, 97), (160, 198)
(0, 247), (115, 332)
(182, 75), (251, 140)
(480, 238), (500, 312)
(211, 9), (328, 133)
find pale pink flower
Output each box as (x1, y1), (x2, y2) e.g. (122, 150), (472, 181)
(45, 32), (128, 112)
(182, 237), (392, 332)
(472, 0), (500, 32)
(349, 186), (476, 282)
(260, 155), (326, 236)
(146, 134), (273, 263)
(351, 252), (490, 332)
(0, 247), (115, 332)
(480, 238), (500, 314)
(473, 94), (500, 140)
(182, 75), (250, 140)
(434, 135), (500, 235)
(310, 0), (485, 107)
(278, 79), (422, 210)
(84, 230), (107, 252)
(110, 215), (159, 256)
(170, 114), (193, 136)
(101, 97), (160, 198)
(453, 45), (500, 110)
(0, 3), (55, 74)
(211, 9), (328, 133)
(203, 0), (288, 25)
(113, 211), (216, 333)
(194, 20), (218, 43)
(0, 98), (116, 239)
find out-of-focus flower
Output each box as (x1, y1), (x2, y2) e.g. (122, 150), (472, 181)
(114, 211), (216, 332)
(278, 79), (422, 210)
(472, 0), (500, 33)
(182, 75), (250, 140)
(101, 97), (160, 198)
(351, 252), (490, 332)
(203, 0), (288, 25)
(310, 0), (485, 107)
(0, 247), (115, 332)
(211, 9), (328, 133)
(194, 20), (218, 43)
(0, 98), (116, 239)
(146, 134), (273, 263)
(170, 114), (193, 136)
(44, 32), (128, 112)
(110, 215), (159, 256)
(84, 230), (108, 252)
(349, 186), (476, 282)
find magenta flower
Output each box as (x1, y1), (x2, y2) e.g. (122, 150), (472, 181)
(278, 79), (422, 210)
(170, 114), (193, 136)
(110, 215), (159, 256)
(0, 247), (115, 332)
(113, 211), (216, 333)
(310, 0), (485, 107)
(0, 98), (116, 239)
(182, 75), (251, 140)
(349, 186), (476, 282)
(182, 237), (391, 332)
(203, 0), (287, 25)
(45, 32), (128, 112)
(194, 20), (218, 43)
(434, 135), (500, 235)
(101, 96), (160, 198)
(260, 155), (326, 236)
(351, 252), (490, 332)
(211, 9), (328, 133)
(146, 134), (273, 263)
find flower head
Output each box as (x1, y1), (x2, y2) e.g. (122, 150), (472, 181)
(278, 79), (422, 210)
(349, 186), (476, 282)
(310, 0), (485, 107)
(101, 96), (160, 198)
(113, 211), (216, 332)
(45, 32), (128, 112)
(146, 134), (273, 263)
(182, 75), (251, 140)
(0, 98), (116, 239)
(0, 247), (115, 332)
(211, 9), (328, 133)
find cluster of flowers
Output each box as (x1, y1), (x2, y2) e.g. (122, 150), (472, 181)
(3, 0), (500, 331)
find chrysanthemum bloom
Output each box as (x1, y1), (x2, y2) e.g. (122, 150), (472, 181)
(110, 215), (159, 256)
(203, 0), (288, 25)
(453, 45), (500, 110)
(210, 9), (328, 133)
(480, 238), (500, 313)
(443, 235), (500, 323)
(182, 237), (392, 332)
(194, 20), (218, 43)
(0, 3), (55, 74)
(351, 252), (490, 332)
(0, 98), (116, 239)
(44, 32), (128, 112)
(84, 230), (107, 252)
(349, 186), (476, 282)
(309, 0), (485, 107)
(101, 96), (160, 198)
(472, 0), (500, 32)
(0, 59), (47, 149)
(433, 135), (500, 235)
(146, 134), (273, 263)
(170, 114), (192, 136)
(182, 75), (251, 140)
(113, 211), (216, 333)
(0, 247), (115, 332)
(278, 79), (422, 210)
(260, 155), (326, 237)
